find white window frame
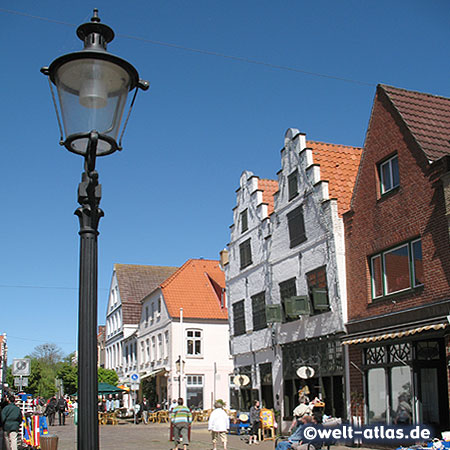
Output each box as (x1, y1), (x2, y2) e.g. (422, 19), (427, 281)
(380, 154), (399, 195)
(186, 329), (203, 357)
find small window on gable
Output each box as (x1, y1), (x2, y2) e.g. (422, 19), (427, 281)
(288, 170), (298, 200)
(239, 238), (252, 269)
(287, 206), (306, 248)
(379, 154), (399, 195)
(251, 292), (267, 331)
(241, 209), (248, 233)
(233, 300), (246, 336)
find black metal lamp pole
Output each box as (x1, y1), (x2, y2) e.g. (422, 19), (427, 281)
(41, 10), (148, 450)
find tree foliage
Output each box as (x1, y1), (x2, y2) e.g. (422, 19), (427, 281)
(10, 344), (120, 398)
(98, 367), (119, 386)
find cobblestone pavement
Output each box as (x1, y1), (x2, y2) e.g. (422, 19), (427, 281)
(46, 417), (278, 450)
(45, 418), (374, 450)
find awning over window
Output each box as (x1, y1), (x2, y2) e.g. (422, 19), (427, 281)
(342, 322), (447, 345)
(140, 368), (166, 380)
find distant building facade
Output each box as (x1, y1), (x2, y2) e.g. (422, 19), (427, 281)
(343, 85), (450, 430)
(97, 325), (106, 368)
(137, 259), (233, 409)
(225, 129), (361, 426)
(105, 264), (178, 384)
(0, 333), (7, 396)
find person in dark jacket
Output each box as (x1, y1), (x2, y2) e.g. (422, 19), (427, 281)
(44, 397), (57, 426)
(57, 396), (68, 426)
(249, 400), (261, 445)
(1, 395), (22, 450)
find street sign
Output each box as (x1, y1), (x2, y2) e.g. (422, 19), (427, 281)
(12, 359), (31, 376)
(296, 366), (315, 379)
(14, 377), (28, 388)
(131, 384), (139, 391)
(130, 373), (139, 382)
(233, 374), (250, 387)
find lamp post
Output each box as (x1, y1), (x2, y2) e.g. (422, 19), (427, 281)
(175, 356), (185, 398)
(41, 10), (148, 450)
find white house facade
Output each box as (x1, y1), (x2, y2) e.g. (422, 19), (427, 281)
(104, 264), (178, 384)
(224, 129), (362, 426)
(137, 259), (234, 410)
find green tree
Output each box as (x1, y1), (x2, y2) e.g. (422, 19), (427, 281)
(56, 363), (78, 396)
(98, 367), (119, 385)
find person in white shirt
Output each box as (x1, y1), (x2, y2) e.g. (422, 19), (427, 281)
(208, 401), (230, 450)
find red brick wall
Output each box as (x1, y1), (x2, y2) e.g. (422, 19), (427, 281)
(344, 90), (450, 321)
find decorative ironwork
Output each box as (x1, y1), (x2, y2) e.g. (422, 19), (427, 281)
(364, 346), (387, 366)
(282, 338), (343, 378)
(389, 343), (411, 364)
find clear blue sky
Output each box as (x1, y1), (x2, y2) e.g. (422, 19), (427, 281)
(1, 0), (449, 363)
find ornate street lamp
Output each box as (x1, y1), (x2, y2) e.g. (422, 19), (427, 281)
(41, 10), (148, 450)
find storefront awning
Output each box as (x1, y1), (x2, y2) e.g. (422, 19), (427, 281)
(140, 368), (166, 381)
(342, 322), (447, 345)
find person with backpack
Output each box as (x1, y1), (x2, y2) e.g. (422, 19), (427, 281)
(57, 397), (68, 426)
(1, 395), (22, 450)
(170, 398), (192, 450)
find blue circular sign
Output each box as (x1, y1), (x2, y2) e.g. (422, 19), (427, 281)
(131, 373), (139, 381)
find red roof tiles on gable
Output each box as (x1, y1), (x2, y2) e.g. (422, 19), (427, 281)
(115, 264), (178, 325)
(161, 259), (228, 321)
(258, 179), (278, 215)
(381, 85), (450, 162)
(308, 140), (363, 216)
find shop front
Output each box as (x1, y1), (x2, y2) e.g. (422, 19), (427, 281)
(359, 335), (449, 430)
(282, 337), (344, 420)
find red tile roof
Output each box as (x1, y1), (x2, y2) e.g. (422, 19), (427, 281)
(114, 264), (178, 324)
(381, 85), (450, 161)
(308, 140), (363, 216)
(258, 179), (279, 215)
(161, 259), (228, 320)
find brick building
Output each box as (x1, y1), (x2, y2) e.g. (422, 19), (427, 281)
(343, 85), (450, 429)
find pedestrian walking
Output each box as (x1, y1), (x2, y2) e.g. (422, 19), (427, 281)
(170, 397), (192, 450)
(208, 400), (230, 450)
(249, 400), (261, 445)
(57, 396), (68, 426)
(1, 395), (22, 450)
(44, 397), (57, 426)
(140, 397), (150, 424)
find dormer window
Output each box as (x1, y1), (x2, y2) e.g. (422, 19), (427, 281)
(379, 154), (399, 195)
(288, 170), (298, 200)
(241, 209), (248, 233)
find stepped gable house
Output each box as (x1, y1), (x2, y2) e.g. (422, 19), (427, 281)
(225, 128), (361, 425)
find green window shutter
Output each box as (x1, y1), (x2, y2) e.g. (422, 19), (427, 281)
(312, 288), (329, 310)
(285, 296), (310, 317)
(265, 304), (282, 323)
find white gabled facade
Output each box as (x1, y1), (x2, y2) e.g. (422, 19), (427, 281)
(225, 129), (361, 427)
(137, 259), (234, 410)
(104, 264), (178, 385)
(138, 290), (232, 409)
(105, 273), (128, 380)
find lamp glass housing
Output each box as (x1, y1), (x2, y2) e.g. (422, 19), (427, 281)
(55, 57), (131, 155)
